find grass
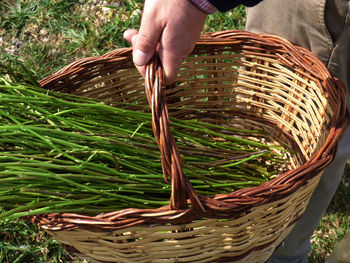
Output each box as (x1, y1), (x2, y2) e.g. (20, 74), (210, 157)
(0, 1), (349, 262)
(0, 215), (86, 263)
(0, 0), (143, 84)
(309, 162), (350, 262)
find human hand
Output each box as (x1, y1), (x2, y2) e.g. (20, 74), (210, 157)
(123, 0), (207, 85)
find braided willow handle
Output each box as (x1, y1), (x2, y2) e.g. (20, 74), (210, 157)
(144, 54), (204, 211)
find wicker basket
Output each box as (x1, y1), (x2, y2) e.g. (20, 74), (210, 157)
(33, 30), (349, 263)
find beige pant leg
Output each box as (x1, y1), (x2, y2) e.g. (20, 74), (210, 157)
(246, 0), (350, 262)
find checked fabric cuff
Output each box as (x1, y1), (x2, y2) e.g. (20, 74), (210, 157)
(190, 0), (218, 14)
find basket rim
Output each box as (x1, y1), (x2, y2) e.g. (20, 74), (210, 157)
(34, 30), (350, 231)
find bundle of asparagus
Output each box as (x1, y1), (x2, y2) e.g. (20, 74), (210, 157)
(0, 77), (290, 221)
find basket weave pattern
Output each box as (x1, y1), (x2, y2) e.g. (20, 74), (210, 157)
(34, 30), (349, 263)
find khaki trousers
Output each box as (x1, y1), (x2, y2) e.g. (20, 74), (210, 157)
(246, 1), (350, 262)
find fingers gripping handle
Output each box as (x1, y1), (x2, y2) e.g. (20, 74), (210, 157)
(145, 54), (204, 211)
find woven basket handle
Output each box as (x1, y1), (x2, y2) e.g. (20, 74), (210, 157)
(145, 54), (204, 211)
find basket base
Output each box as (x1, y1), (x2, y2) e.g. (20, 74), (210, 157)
(61, 223), (294, 263)
(61, 225), (294, 263)
(44, 175), (321, 263)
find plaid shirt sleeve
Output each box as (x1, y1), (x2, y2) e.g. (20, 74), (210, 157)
(191, 0), (264, 13)
(190, 0), (218, 14)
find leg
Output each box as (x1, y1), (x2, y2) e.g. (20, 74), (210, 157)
(245, 0), (350, 262)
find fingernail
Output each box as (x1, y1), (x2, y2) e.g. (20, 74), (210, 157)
(134, 49), (149, 66)
(122, 30), (128, 39)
